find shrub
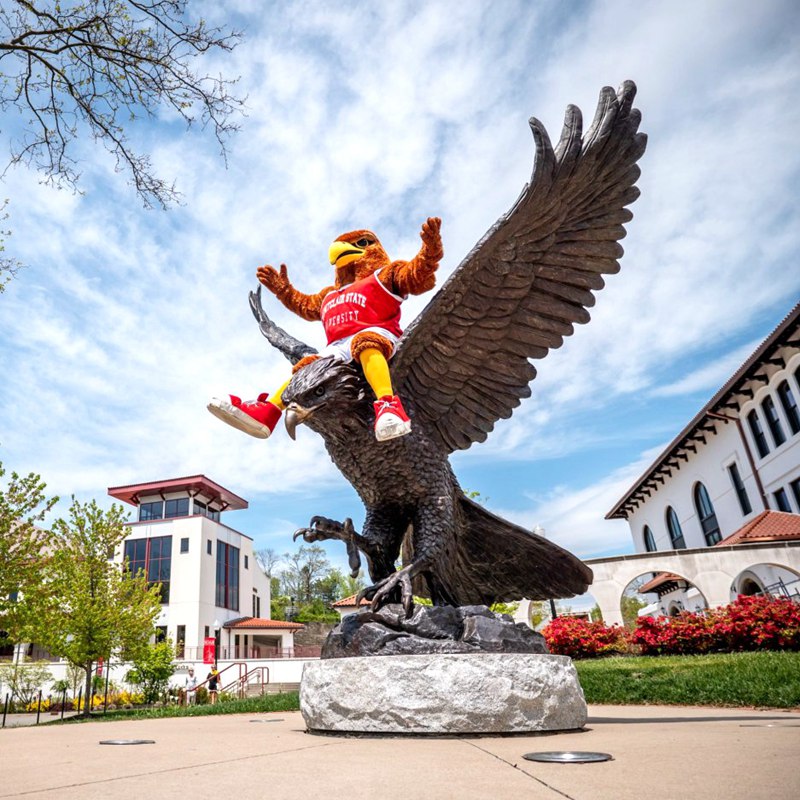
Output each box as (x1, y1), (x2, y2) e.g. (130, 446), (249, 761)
(0, 660), (53, 705)
(543, 616), (627, 659)
(631, 595), (800, 656)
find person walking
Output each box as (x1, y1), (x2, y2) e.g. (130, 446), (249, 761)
(185, 668), (198, 705)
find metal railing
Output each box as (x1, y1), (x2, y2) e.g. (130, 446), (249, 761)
(221, 666), (270, 698)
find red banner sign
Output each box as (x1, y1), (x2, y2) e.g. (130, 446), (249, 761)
(203, 636), (216, 664)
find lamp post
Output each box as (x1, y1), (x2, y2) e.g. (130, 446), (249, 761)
(534, 525), (558, 621)
(213, 619), (220, 666)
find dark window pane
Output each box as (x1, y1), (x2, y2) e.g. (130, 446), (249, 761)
(694, 483), (721, 545)
(747, 410), (770, 458)
(194, 500), (207, 516)
(643, 526), (657, 552)
(207, 539), (212, 555)
(139, 501), (164, 521)
(727, 463), (752, 516)
(165, 497), (190, 518)
(774, 488), (792, 512)
(791, 478), (800, 512)
(180, 537), (189, 553)
(762, 396), (786, 447)
(244, 554), (249, 569)
(666, 507), (686, 549)
(777, 381), (800, 435)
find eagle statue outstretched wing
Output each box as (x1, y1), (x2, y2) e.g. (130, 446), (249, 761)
(249, 81), (646, 611)
(393, 80), (646, 452)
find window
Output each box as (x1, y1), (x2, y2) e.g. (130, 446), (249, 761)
(176, 625), (185, 658)
(773, 488), (792, 512)
(124, 535), (172, 602)
(193, 500), (207, 516)
(207, 539), (212, 555)
(727, 463), (752, 516)
(665, 507), (686, 549)
(244, 554), (249, 569)
(208, 507), (220, 522)
(204, 625), (209, 639)
(747, 410), (770, 458)
(180, 537), (189, 553)
(139, 501), (164, 521)
(643, 525), (657, 552)
(762, 396), (786, 447)
(155, 626), (168, 643)
(252, 592), (261, 618)
(791, 478), (800, 512)
(694, 483), (721, 545)
(777, 380), (800, 435)
(165, 497), (190, 518)
(215, 541), (240, 611)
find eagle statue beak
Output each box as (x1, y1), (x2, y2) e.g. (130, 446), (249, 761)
(329, 240), (365, 269)
(284, 403), (313, 440)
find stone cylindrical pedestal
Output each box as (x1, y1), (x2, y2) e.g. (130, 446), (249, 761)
(300, 653), (586, 735)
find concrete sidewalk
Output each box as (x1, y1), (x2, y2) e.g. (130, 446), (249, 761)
(1, 705), (798, 799)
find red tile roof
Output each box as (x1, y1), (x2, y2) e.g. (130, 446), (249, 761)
(716, 510), (800, 546)
(222, 617), (304, 630)
(331, 594), (369, 608)
(639, 572), (686, 593)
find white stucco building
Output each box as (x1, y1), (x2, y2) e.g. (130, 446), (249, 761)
(108, 475), (303, 661)
(589, 302), (800, 623)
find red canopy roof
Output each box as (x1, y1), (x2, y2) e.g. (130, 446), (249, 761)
(108, 475), (248, 511)
(223, 617), (304, 630)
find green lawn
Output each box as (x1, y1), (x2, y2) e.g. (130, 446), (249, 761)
(575, 651), (800, 708)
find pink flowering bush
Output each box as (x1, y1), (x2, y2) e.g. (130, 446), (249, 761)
(631, 595), (800, 656)
(542, 616), (627, 659)
(545, 596), (800, 658)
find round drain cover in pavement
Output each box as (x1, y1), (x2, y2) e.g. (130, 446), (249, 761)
(523, 751), (612, 764)
(99, 739), (156, 746)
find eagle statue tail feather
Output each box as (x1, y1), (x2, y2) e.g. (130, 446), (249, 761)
(424, 496), (593, 606)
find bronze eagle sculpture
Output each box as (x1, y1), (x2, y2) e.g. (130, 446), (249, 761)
(249, 81), (646, 615)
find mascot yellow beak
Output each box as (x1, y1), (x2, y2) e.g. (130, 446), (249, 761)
(329, 240), (365, 269)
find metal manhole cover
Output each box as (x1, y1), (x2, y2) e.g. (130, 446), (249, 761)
(249, 719), (284, 723)
(523, 751), (613, 764)
(99, 739), (156, 746)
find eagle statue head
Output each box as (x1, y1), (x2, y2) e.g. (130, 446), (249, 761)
(328, 229), (390, 288)
(281, 356), (372, 443)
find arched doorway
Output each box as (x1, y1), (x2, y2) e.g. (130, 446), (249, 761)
(622, 571), (709, 622)
(730, 563), (800, 602)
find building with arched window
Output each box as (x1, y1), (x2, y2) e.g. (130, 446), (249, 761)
(602, 302), (800, 617)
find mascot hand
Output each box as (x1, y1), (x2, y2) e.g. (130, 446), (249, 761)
(257, 264), (291, 297)
(420, 217), (443, 263)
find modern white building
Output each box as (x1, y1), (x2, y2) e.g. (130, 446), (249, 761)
(590, 302), (800, 621)
(108, 475), (303, 662)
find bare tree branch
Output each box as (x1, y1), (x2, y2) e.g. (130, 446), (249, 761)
(0, 0), (245, 208)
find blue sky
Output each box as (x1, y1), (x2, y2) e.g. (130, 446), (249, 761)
(1, 0), (799, 584)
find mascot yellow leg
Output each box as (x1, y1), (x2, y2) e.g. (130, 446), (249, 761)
(359, 348), (394, 399)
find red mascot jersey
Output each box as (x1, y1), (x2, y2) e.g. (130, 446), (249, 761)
(320, 270), (404, 344)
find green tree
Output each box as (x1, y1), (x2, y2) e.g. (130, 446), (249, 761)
(125, 638), (176, 703)
(280, 545), (331, 604)
(0, 461), (57, 634)
(621, 594), (649, 629)
(18, 498), (162, 716)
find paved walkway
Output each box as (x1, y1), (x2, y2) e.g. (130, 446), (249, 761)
(1, 705), (798, 799)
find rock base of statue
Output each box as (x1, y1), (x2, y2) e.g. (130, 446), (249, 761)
(321, 603), (549, 658)
(300, 651), (587, 735)
(300, 605), (586, 735)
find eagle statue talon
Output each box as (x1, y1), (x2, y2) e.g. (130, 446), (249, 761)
(293, 515), (363, 577)
(359, 564), (418, 618)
